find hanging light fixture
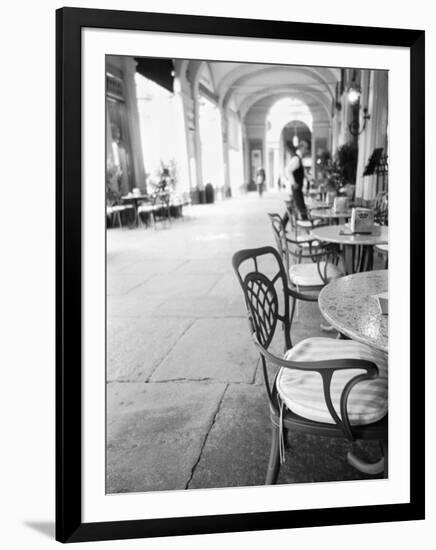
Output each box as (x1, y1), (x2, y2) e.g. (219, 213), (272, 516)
(347, 70), (361, 104)
(292, 124), (299, 147)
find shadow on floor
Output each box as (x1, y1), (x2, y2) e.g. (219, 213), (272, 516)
(24, 521), (54, 539)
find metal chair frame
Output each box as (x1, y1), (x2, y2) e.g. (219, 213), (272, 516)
(268, 213), (343, 294)
(151, 192), (172, 228)
(286, 198), (328, 239)
(232, 246), (388, 484)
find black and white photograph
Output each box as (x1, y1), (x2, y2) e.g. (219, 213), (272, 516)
(1, 0), (432, 546)
(106, 56), (390, 494)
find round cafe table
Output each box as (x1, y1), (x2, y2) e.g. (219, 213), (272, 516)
(121, 194), (151, 226)
(318, 270), (388, 475)
(311, 224), (388, 274)
(318, 270), (388, 353)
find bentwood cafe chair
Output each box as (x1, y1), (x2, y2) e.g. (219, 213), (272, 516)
(268, 212), (343, 295)
(232, 246), (388, 484)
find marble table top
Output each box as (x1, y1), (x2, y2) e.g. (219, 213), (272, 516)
(318, 270), (388, 352)
(311, 224), (389, 246)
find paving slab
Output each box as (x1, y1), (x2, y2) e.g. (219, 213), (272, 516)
(107, 272), (152, 296)
(106, 381), (227, 493)
(107, 317), (194, 381)
(153, 295), (245, 319)
(173, 258), (231, 276)
(208, 272), (241, 298)
(132, 273), (219, 298)
(278, 433), (382, 484)
(150, 318), (259, 383)
(189, 384), (382, 489)
(188, 384), (272, 488)
(117, 258), (186, 276)
(107, 293), (167, 318)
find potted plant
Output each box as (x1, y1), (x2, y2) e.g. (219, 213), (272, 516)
(324, 142), (358, 200)
(336, 142), (358, 186)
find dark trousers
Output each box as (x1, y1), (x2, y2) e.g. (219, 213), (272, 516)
(292, 184), (308, 220)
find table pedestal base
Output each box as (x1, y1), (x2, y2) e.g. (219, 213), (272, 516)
(347, 451), (385, 476)
(343, 244), (374, 274)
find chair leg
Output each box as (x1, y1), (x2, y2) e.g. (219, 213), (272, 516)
(295, 285), (300, 316)
(380, 438), (388, 478)
(265, 425), (281, 485)
(289, 296), (296, 346)
(347, 441), (386, 476)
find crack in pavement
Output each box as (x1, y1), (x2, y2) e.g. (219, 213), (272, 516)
(185, 384), (229, 490)
(144, 319), (197, 383)
(107, 378), (258, 386)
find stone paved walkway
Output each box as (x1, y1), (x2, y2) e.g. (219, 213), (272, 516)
(106, 192), (381, 493)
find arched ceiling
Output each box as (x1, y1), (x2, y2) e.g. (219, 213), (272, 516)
(241, 88), (331, 122)
(180, 60), (339, 127)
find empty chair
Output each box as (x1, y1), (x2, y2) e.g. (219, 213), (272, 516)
(373, 191), (388, 226)
(286, 198), (325, 239)
(232, 246), (388, 484)
(137, 200), (155, 228)
(151, 191), (172, 228)
(268, 213), (342, 293)
(106, 203), (134, 228)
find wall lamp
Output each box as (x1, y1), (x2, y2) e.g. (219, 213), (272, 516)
(347, 70), (371, 136)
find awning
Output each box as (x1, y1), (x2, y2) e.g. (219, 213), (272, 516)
(134, 57), (174, 92)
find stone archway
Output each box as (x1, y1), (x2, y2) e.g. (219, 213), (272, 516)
(264, 97), (313, 189)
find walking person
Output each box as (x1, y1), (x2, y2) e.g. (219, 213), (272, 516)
(287, 140), (309, 220)
(255, 167), (266, 198)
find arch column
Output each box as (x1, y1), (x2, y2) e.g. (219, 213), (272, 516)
(221, 109), (231, 197)
(312, 120), (332, 180)
(121, 57), (146, 191)
(241, 126), (250, 191)
(192, 85), (204, 191)
(355, 70), (388, 201)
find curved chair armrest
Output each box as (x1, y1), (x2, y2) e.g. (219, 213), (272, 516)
(285, 240), (337, 260)
(285, 236), (316, 247)
(314, 245), (343, 282)
(253, 335), (379, 439)
(285, 246), (330, 261)
(309, 220), (330, 229)
(287, 286), (319, 302)
(253, 337), (378, 376)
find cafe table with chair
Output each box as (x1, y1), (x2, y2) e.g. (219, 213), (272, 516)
(232, 245), (388, 484)
(311, 207), (388, 274)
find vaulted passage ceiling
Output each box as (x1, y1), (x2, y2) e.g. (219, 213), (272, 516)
(176, 60), (340, 124)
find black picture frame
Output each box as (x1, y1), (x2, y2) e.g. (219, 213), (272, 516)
(56, 7), (425, 543)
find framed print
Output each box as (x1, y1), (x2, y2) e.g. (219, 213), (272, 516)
(56, 7), (425, 543)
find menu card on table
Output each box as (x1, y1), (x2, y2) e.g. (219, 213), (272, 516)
(374, 292), (388, 315)
(350, 208), (374, 233)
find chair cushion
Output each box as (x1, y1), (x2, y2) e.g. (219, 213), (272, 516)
(297, 240), (321, 249)
(289, 261), (342, 287)
(276, 337), (388, 425)
(287, 233), (320, 248)
(296, 220), (313, 228)
(297, 218), (323, 228)
(375, 244), (388, 252)
(292, 234), (318, 243)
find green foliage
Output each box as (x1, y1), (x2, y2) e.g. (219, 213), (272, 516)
(336, 142), (358, 185)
